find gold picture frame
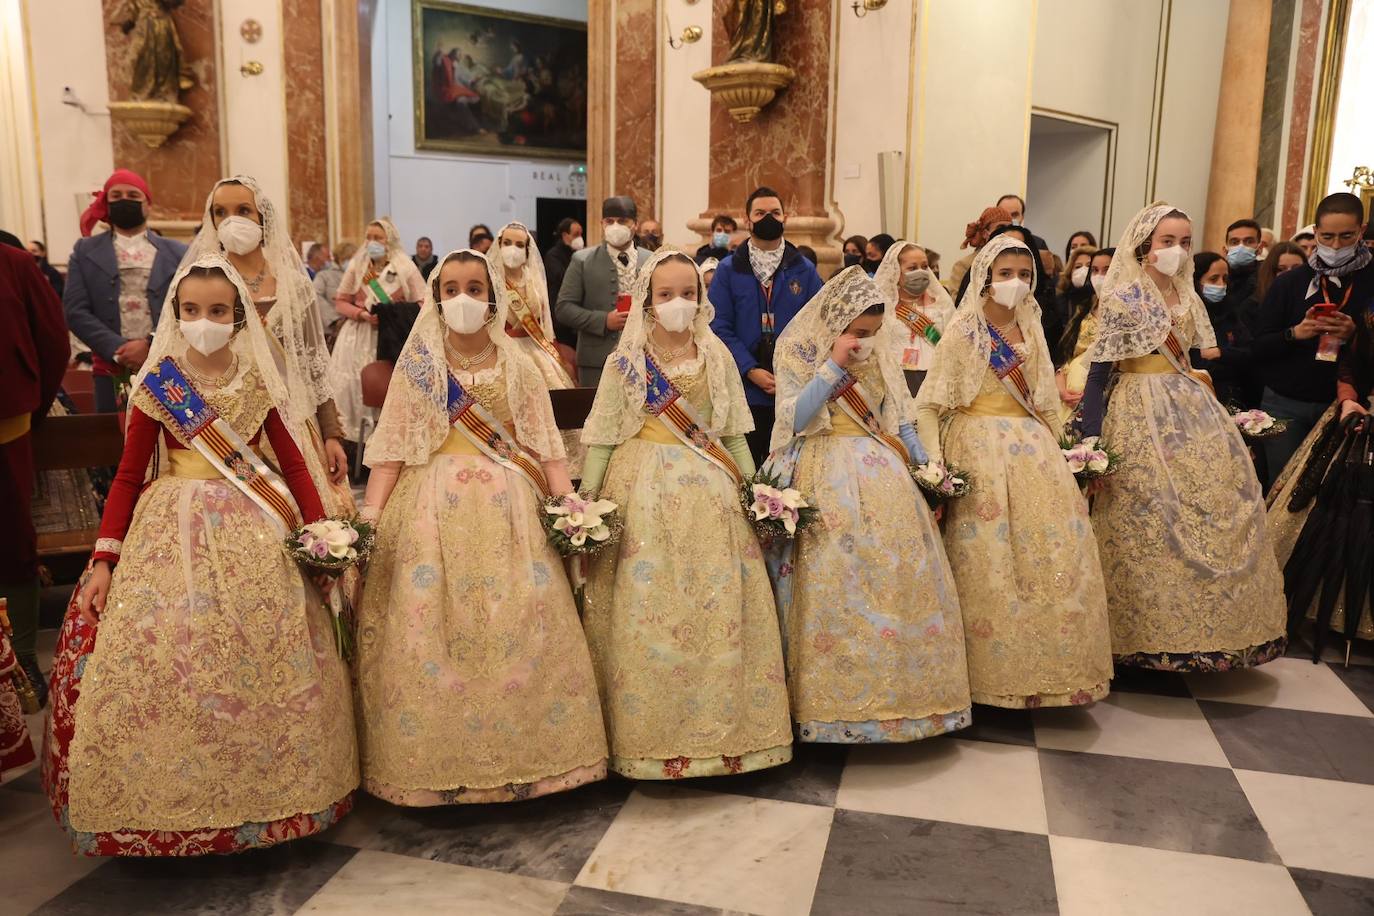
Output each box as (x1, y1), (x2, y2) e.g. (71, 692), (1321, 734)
(412, 0), (587, 160)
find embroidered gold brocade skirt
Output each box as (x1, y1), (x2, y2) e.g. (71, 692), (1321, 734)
(1094, 371), (1287, 661)
(584, 436), (793, 779)
(64, 476), (359, 834)
(941, 410), (1114, 708)
(784, 433), (972, 740)
(356, 451), (608, 805)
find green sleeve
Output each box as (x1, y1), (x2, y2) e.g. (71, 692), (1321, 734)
(579, 443), (615, 496)
(723, 434), (756, 478)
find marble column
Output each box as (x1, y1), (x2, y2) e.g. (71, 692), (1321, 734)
(690, 0), (838, 268)
(324, 0), (375, 243)
(283, 0), (329, 244)
(100, 0), (222, 235)
(586, 0), (658, 243)
(585, 0), (613, 244)
(1203, 0), (1272, 250)
(1280, 0), (1324, 237)
(614, 0), (658, 225)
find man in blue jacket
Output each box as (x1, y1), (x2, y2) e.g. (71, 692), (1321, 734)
(64, 169), (186, 412)
(709, 186), (824, 462)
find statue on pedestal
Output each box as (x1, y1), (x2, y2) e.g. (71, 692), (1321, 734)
(726, 0), (788, 64)
(694, 0), (795, 124)
(111, 0), (193, 102)
(107, 0), (194, 149)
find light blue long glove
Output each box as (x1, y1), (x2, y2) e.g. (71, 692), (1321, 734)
(793, 359), (848, 433)
(899, 421), (927, 465)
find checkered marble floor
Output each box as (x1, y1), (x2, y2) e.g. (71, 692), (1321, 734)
(5, 637), (1374, 915)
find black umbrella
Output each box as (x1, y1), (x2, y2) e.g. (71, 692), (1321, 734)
(1283, 420), (1361, 647)
(1309, 420), (1369, 659)
(1345, 421), (1374, 643)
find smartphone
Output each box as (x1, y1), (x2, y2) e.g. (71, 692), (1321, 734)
(1309, 303), (1339, 319)
(615, 294), (632, 313)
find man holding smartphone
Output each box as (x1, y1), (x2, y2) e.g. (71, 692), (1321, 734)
(1252, 192), (1372, 487)
(555, 196), (653, 388)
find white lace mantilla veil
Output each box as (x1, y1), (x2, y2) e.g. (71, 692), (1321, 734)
(488, 220), (556, 338)
(338, 216), (409, 299)
(770, 265), (913, 453)
(581, 247), (753, 447)
(182, 176), (334, 423)
(873, 241), (955, 372)
(1088, 201), (1217, 362)
(363, 248), (565, 468)
(129, 253), (305, 472)
(914, 235), (1060, 420)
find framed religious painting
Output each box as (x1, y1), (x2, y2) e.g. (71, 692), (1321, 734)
(413, 0), (588, 160)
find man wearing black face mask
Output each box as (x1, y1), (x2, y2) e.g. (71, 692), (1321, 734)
(64, 169), (186, 412)
(708, 185), (824, 463)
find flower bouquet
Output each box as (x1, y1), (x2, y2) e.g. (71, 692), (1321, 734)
(1232, 408), (1288, 441)
(285, 517), (374, 572)
(1059, 434), (1120, 485)
(911, 462), (972, 508)
(542, 493), (622, 558)
(741, 471), (818, 541)
(284, 516), (375, 657)
(543, 494), (622, 615)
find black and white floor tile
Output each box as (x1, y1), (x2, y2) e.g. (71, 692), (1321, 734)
(5, 636), (1374, 915)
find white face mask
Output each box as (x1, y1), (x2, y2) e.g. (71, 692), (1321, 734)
(604, 223), (633, 249)
(1071, 265), (1089, 288)
(569, 236), (585, 251)
(440, 292), (491, 335)
(652, 296), (697, 333)
(500, 245), (527, 269)
(1090, 274), (1105, 294)
(990, 277), (1029, 308)
(217, 216), (263, 256)
(851, 337), (877, 362)
(1150, 244), (1186, 276)
(180, 318), (235, 357)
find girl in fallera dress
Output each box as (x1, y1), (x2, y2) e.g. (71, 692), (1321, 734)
(1080, 203), (1287, 671)
(187, 176), (352, 511)
(488, 221), (583, 474)
(43, 255), (358, 856)
(916, 236), (1113, 708)
(872, 240), (955, 397)
(769, 266), (971, 741)
(327, 217), (427, 445)
(580, 249), (793, 778)
(356, 248), (607, 805)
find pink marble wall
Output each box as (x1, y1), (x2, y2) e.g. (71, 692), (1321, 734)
(705, 0), (831, 218)
(1281, 0), (1324, 235)
(614, 0), (657, 220)
(283, 0), (329, 244)
(101, 0), (222, 221)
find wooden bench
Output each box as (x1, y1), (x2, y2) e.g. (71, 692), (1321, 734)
(31, 388), (601, 570)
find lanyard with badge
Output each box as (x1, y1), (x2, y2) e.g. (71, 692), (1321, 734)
(756, 269), (777, 371)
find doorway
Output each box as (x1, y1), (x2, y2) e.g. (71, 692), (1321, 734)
(1026, 111), (1116, 259)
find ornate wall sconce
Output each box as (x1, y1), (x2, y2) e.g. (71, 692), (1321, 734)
(851, 0), (888, 17)
(668, 25), (704, 49)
